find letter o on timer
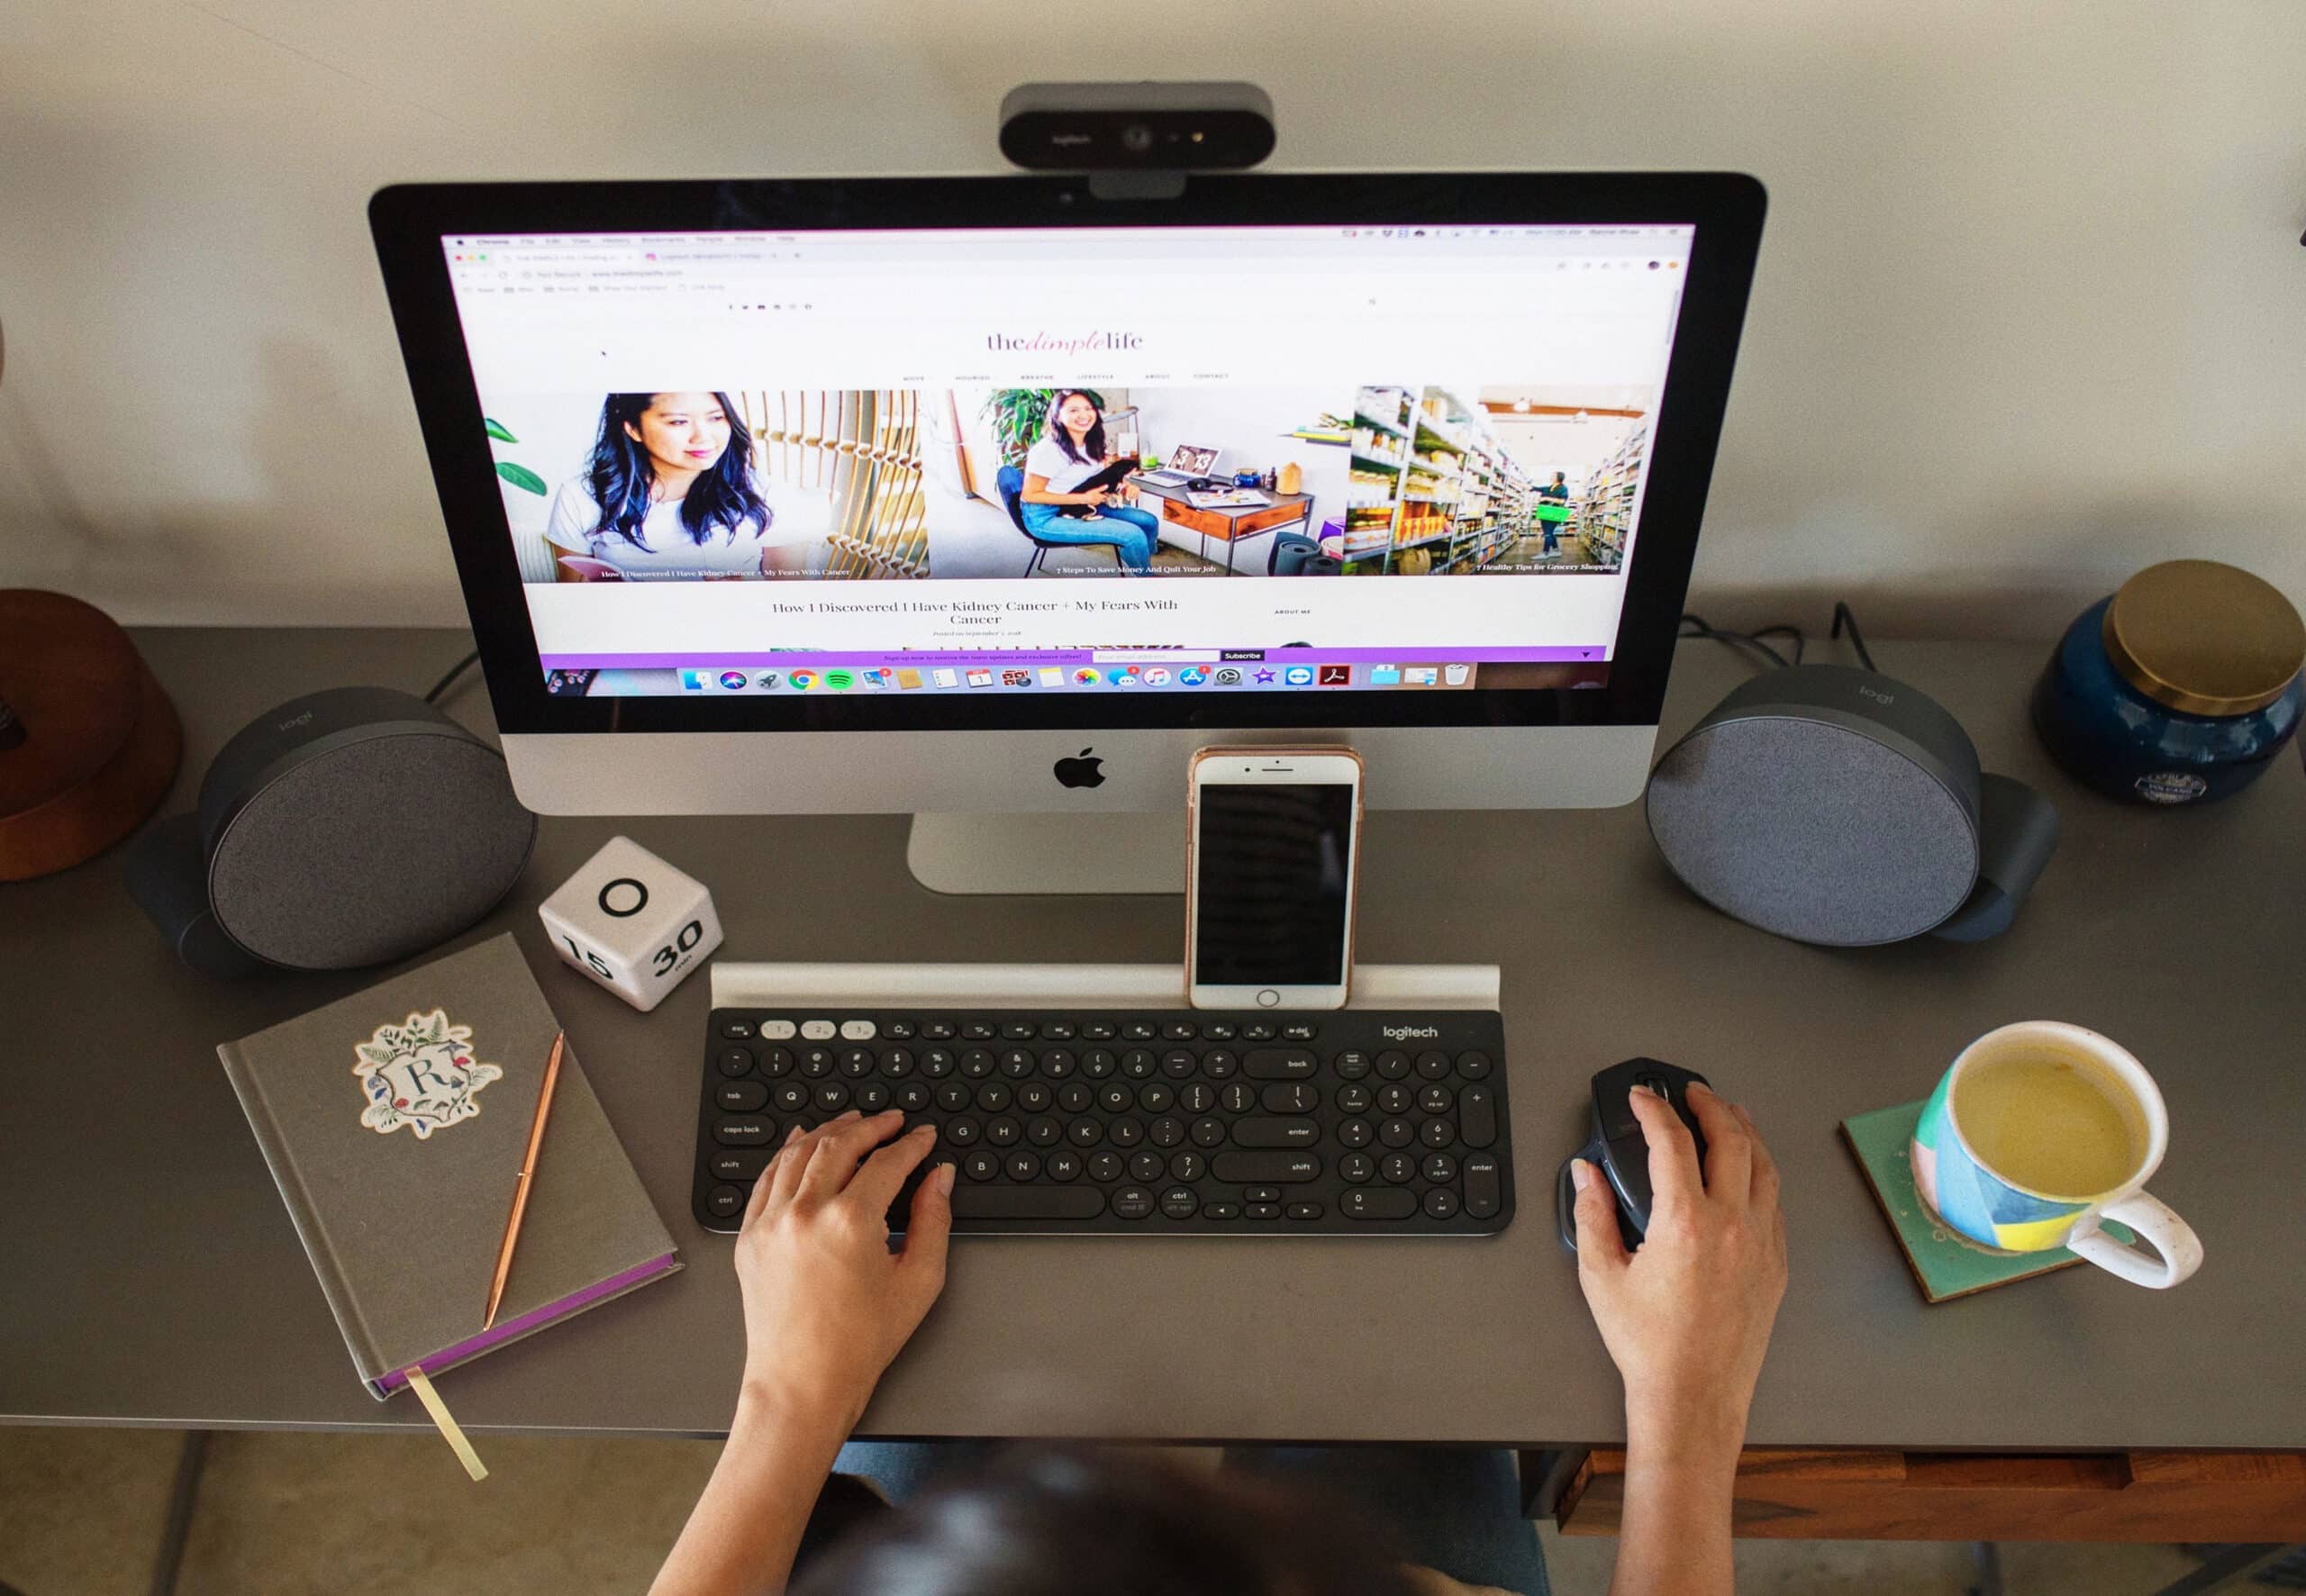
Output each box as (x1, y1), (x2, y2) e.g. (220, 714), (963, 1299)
(538, 835), (723, 1011)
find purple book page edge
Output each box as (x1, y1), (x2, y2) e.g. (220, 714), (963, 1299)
(373, 1253), (677, 1396)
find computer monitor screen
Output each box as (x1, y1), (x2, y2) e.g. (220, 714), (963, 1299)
(374, 175), (1762, 821)
(443, 221), (1689, 703)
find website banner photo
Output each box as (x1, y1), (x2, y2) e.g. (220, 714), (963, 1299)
(488, 383), (1651, 586)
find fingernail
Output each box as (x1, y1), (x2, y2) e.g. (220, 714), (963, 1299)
(910, 1123), (937, 1138)
(839, 1110), (861, 1121)
(1688, 1082), (1714, 1099)
(1630, 1083), (1658, 1099)
(934, 1164), (957, 1194)
(1569, 1157), (1593, 1192)
(783, 1125), (803, 1144)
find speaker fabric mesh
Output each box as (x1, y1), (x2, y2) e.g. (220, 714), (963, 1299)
(1647, 718), (1979, 946)
(208, 733), (535, 967)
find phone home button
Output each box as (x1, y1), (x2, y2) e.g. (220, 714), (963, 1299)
(1256, 989), (1282, 1008)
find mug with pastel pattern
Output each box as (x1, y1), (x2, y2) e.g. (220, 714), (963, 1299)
(1911, 1021), (2202, 1288)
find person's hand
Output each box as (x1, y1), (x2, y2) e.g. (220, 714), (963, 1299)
(1082, 486), (1111, 508)
(1571, 1084), (1786, 1455)
(734, 1110), (954, 1430)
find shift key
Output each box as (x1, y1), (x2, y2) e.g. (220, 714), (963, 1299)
(1212, 1151), (1321, 1183)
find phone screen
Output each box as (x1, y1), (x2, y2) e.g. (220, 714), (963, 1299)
(1194, 783), (1357, 986)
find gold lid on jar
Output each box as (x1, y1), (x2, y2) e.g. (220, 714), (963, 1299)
(2102, 559), (2306, 717)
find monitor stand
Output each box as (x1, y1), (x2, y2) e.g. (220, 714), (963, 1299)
(907, 812), (1185, 895)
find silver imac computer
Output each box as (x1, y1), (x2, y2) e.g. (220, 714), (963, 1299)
(370, 173), (1765, 892)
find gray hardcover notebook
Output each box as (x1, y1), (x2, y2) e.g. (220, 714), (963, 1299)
(216, 932), (681, 1399)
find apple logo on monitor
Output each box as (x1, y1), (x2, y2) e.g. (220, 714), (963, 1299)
(1053, 748), (1105, 789)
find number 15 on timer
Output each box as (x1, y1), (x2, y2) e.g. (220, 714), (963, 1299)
(538, 836), (724, 1011)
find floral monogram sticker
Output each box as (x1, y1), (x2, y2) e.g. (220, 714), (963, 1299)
(353, 1010), (504, 1138)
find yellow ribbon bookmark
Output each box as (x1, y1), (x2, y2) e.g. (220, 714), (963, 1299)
(404, 1365), (489, 1482)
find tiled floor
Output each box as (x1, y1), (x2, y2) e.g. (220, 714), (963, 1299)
(0, 1425), (2213, 1595)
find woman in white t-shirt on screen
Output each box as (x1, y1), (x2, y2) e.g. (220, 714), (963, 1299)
(544, 392), (808, 580)
(1018, 390), (1161, 572)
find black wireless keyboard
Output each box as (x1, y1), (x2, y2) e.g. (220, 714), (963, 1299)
(691, 1009), (1514, 1237)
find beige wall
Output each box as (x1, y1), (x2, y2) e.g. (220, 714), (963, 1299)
(1, 0), (2300, 638)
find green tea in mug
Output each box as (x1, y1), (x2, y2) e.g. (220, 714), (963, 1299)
(1952, 1050), (2142, 1198)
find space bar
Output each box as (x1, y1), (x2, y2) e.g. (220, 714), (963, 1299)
(950, 1187), (1106, 1220)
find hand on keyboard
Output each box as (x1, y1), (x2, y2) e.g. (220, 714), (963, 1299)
(731, 1110), (954, 1428)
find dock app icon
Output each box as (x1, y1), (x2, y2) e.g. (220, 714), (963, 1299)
(1368, 664), (1402, 686)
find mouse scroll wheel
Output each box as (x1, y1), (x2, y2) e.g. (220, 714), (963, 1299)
(1636, 1073), (1669, 1097)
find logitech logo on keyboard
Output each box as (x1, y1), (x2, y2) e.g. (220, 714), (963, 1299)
(1382, 1024), (1441, 1040)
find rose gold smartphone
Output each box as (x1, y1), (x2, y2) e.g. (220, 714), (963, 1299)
(1185, 746), (1365, 1011)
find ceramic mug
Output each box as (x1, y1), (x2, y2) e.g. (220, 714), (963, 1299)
(1911, 1021), (2203, 1288)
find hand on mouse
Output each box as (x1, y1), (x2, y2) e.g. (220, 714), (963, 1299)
(1571, 1083), (1786, 1455)
(735, 1110), (954, 1430)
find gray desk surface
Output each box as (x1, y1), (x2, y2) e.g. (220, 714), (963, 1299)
(4, 628), (2301, 1450)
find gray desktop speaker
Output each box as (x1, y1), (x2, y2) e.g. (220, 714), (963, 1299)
(126, 686), (535, 976)
(1645, 665), (2059, 946)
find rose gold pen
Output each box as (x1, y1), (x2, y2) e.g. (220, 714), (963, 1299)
(483, 1029), (564, 1330)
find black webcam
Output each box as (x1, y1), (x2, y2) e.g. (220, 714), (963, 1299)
(999, 82), (1275, 174)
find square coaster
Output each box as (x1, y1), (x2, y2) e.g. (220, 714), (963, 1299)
(1840, 1099), (2130, 1304)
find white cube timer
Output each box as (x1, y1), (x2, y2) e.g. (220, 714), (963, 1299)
(539, 835), (722, 1011)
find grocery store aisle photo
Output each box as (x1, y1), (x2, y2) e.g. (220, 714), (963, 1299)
(1476, 386), (1655, 575)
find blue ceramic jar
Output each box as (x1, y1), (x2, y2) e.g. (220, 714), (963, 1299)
(2033, 560), (2304, 806)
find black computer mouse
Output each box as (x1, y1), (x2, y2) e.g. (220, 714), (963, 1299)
(1557, 1057), (1711, 1252)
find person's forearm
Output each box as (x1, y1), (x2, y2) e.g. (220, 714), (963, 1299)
(649, 1381), (859, 1596)
(1608, 1395), (1746, 1596)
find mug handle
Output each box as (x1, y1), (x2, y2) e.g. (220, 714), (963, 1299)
(2067, 1191), (2203, 1289)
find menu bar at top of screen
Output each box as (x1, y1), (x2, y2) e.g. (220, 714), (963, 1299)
(444, 227), (1692, 392)
(440, 223), (1694, 265)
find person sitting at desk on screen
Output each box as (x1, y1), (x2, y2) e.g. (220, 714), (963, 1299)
(544, 392), (806, 579)
(649, 1085), (1788, 1596)
(1019, 389), (1163, 571)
